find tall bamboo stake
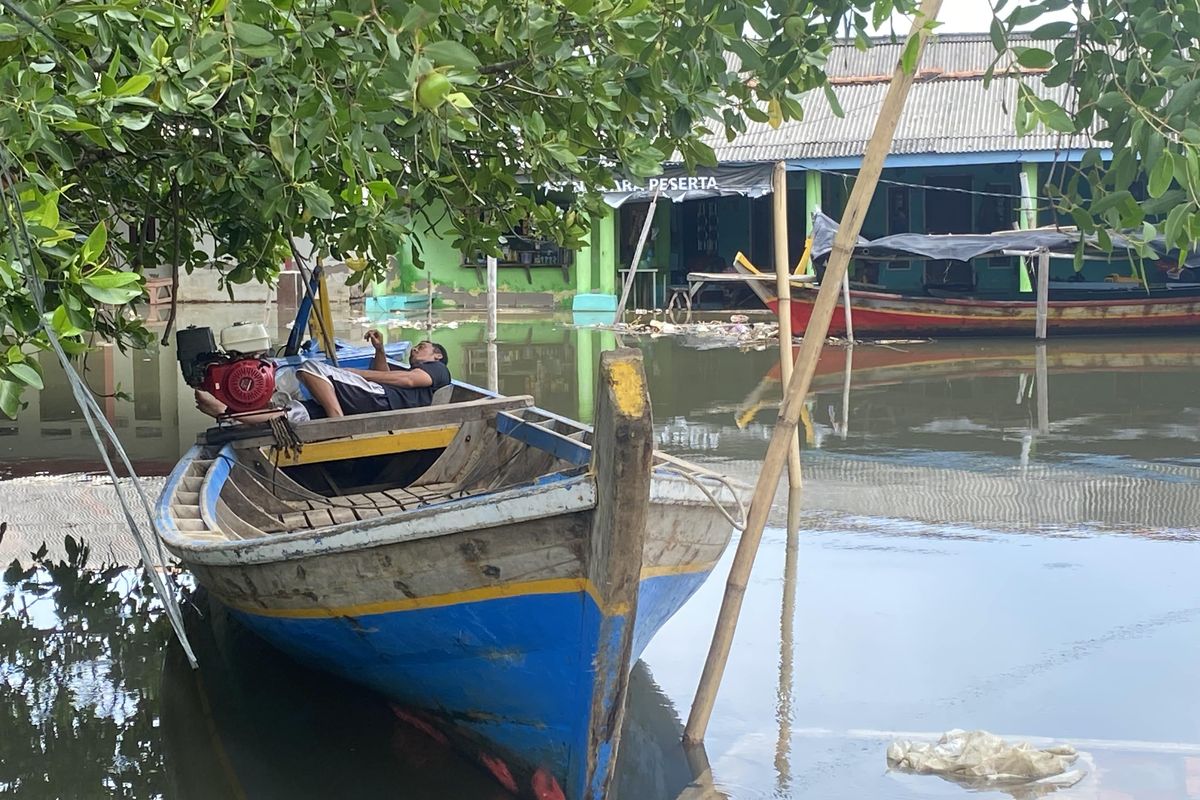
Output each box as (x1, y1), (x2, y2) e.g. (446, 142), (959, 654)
(486, 255), (499, 393)
(772, 162), (803, 493)
(614, 186), (661, 323)
(1035, 247), (1050, 340)
(683, 0), (943, 744)
(841, 272), (855, 344)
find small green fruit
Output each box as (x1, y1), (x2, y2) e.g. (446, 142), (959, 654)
(416, 72), (452, 110)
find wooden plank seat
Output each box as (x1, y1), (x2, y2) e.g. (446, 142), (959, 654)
(213, 395), (535, 450)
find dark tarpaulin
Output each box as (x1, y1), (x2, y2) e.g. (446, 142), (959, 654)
(602, 164), (774, 207)
(808, 212), (1200, 269)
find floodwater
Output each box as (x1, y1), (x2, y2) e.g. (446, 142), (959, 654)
(4, 304), (1200, 799)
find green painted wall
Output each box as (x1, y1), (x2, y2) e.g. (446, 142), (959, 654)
(377, 201), (583, 302)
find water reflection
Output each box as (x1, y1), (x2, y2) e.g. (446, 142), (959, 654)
(5, 312), (1200, 798)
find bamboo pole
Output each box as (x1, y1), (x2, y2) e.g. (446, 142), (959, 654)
(1035, 247), (1050, 340)
(614, 187), (661, 323)
(486, 255), (499, 393)
(1035, 342), (1049, 436)
(683, 0), (943, 745)
(772, 162), (803, 493)
(841, 272), (855, 344)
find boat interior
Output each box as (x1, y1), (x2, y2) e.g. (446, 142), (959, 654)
(163, 381), (719, 542)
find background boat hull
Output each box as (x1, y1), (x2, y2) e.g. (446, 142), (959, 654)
(774, 289), (1200, 337)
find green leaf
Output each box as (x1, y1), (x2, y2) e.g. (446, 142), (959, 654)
(1148, 153), (1174, 199)
(1015, 47), (1054, 69)
(233, 22), (274, 46)
(81, 222), (107, 263)
(900, 34), (920, 75)
(989, 17), (1006, 53)
(84, 271), (140, 289)
(1029, 21), (1072, 39)
(6, 362), (42, 390)
(114, 74), (153, 97)
(1164, 202), (1189, 248)
(423, 40), (481, 71)
(81, 282), (142, 305)
(298, 183), (335, 219)
(204, 0), (228, 16)
(152, 34), (168, 61)
(822, 83), (844, 117)
(0, 379), (21, 419)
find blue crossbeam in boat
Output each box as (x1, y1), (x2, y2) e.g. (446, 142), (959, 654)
(496, 413), (591, 466)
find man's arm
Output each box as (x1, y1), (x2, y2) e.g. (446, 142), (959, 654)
(348, 367), (433, 388)
(365, 329), (388, 371)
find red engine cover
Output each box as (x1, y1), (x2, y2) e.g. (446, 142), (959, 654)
(201, 358), (277, 413)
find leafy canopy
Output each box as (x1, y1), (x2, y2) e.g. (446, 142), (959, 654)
(0, 0), (914, 415)
(993, 0), (1200, 255)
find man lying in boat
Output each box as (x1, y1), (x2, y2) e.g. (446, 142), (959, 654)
(194, 332), (451, 422)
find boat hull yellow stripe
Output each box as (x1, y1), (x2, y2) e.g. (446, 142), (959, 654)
(266, 425), (459, 466)
(223, 561), (717, 620)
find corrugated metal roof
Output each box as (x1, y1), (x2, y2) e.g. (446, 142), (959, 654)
(706, 34), (1090, 164)
(821, 32), (1026, 78)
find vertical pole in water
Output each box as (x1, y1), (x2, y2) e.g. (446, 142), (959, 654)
(486, 255), (499, 393)
(684, 0), (943, 745)
(581, 348), (652, 800)
(841, 272), (855, 344)
(773, 162), (803, 498)
(1035, 342), (1050, 436)
(1035, 248), (1050, 341)
(615, 187), (661, 324)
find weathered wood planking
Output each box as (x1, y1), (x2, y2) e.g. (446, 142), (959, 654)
(220, 395), (534, 450)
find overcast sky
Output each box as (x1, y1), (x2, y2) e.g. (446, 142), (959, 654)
(887, 0), (1073, 34)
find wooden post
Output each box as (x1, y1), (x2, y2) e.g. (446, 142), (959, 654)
(1035, 247), (1050, 340)
(1017, 166), (1037, 293)
(615, 188), (661, 323)
(486, 255), (498, 392)
(683, 0), (942, 745)
(1035, 342), (1049, 436)
(841, 272), (855, 344)
(773, 161), (803, 494)
(580, 348), (653, 800)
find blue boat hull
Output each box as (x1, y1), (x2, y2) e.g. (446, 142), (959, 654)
(230, 569), (711, 799)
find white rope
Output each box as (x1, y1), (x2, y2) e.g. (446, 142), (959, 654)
(1, 152), (198, 667)
(664, 467), (749, 530)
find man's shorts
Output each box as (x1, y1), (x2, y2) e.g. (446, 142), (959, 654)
(284, 360), (390, 421)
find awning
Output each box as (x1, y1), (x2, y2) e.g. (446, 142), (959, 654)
(603, 164), (774, 207)
(809, 212), (1200, 269)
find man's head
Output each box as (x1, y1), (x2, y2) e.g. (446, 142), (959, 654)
(412, 340), (448, 366)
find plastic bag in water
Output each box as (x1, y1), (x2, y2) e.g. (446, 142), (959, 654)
(887, 730), (1084, 797)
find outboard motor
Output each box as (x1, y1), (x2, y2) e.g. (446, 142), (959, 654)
(176, 323), (277, 414)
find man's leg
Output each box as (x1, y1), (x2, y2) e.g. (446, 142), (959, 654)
(294, 360), (390, 418)
(297, 369), (345, 417)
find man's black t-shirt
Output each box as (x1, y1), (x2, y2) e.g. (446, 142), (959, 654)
(381, 360), (451, 410)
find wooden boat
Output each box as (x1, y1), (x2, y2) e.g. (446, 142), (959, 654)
(735, 266), (1200, 337)
(155, 349), (748, 800)
(732, 213), (1200, 337)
